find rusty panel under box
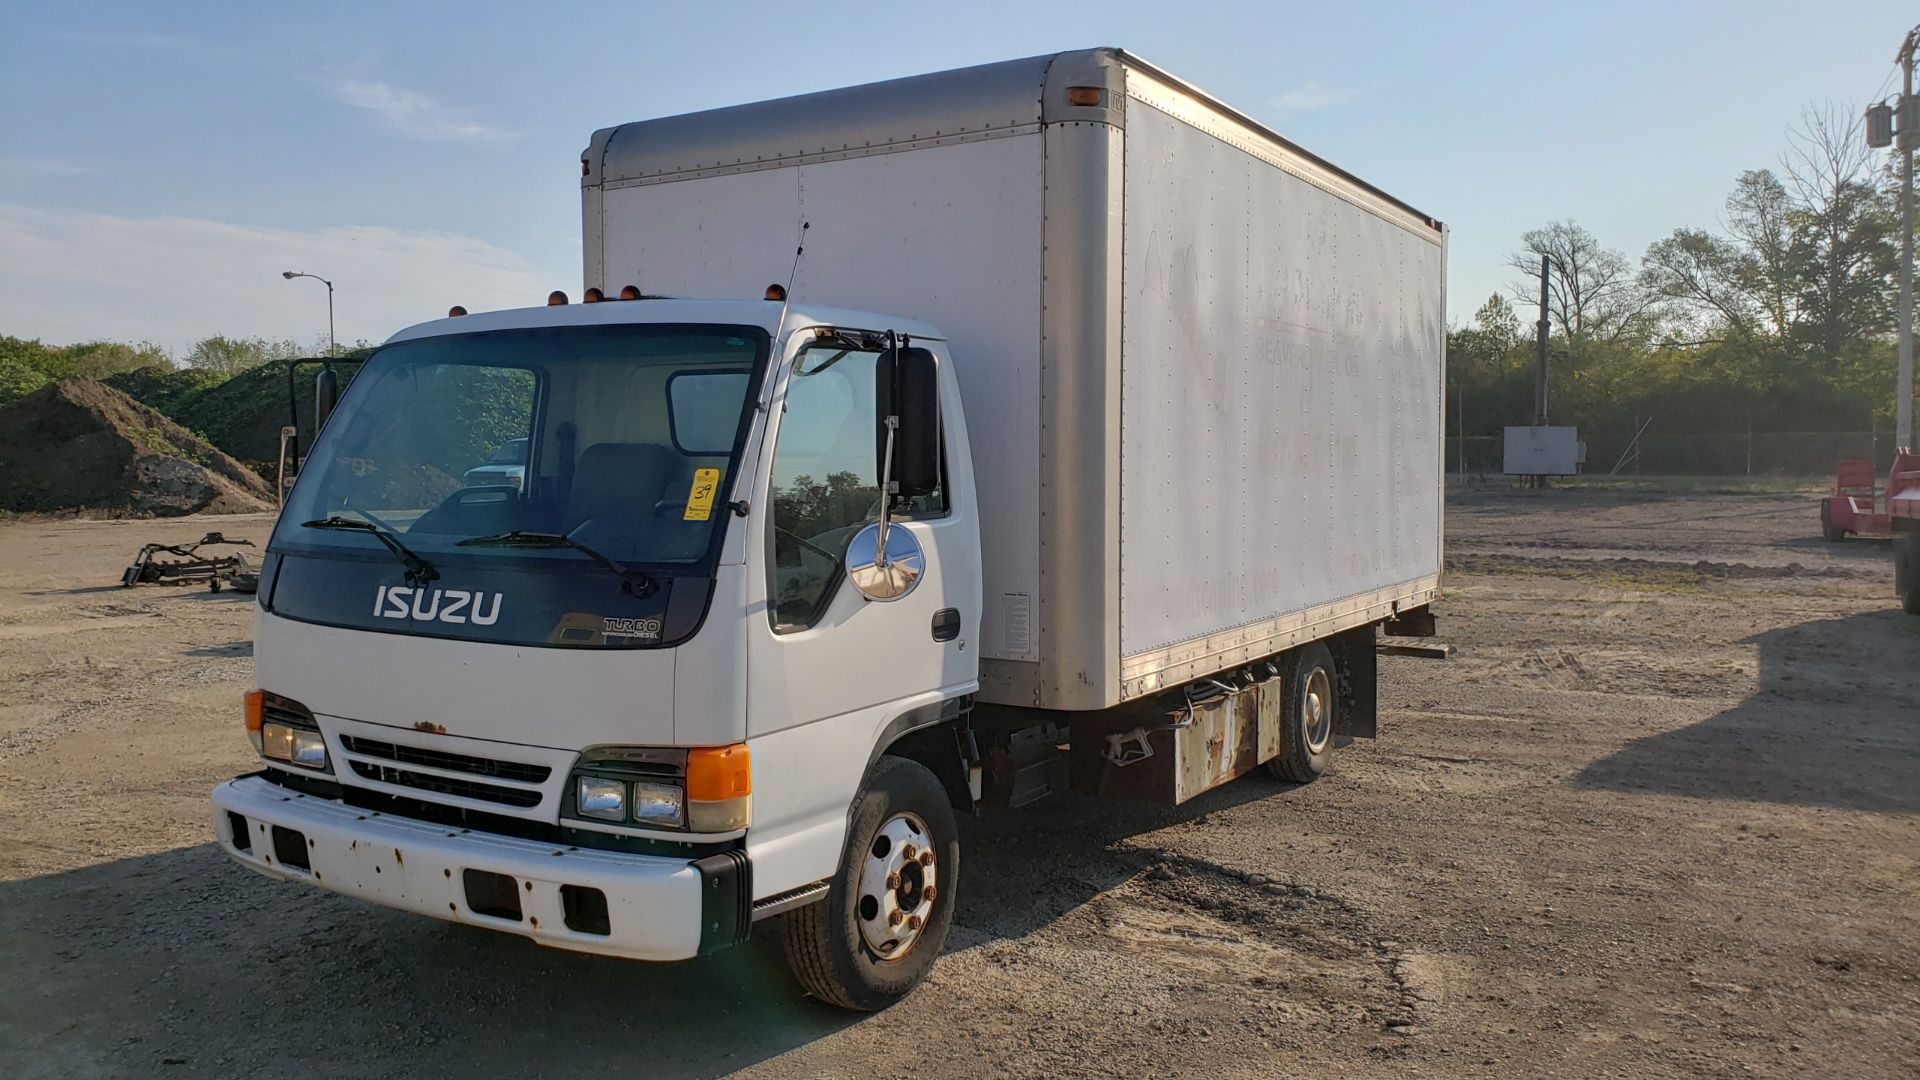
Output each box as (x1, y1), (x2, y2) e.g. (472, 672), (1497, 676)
(1069, 679), (1285, 804)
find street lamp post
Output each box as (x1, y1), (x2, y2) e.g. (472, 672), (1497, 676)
(281, 270), (335, 358)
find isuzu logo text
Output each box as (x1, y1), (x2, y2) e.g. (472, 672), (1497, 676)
(372, 585), (502, 625)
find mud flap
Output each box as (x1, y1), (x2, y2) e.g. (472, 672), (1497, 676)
(1333, 627), (1378, 740)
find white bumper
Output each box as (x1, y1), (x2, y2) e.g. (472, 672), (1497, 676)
(211, 775), (718, 961)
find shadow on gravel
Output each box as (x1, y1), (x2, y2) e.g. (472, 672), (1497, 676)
(952, 776), (1290, 944)
(1779, 535), (1894, 559)
(0, 844), (846, 1079)
(1573, 610), (1920, 814)
(0, 777), (1299, 1079)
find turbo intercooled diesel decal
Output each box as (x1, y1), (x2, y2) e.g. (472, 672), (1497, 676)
(373, 585), (503, 625)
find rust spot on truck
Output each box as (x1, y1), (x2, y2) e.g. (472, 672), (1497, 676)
(412, 721), (447, 734)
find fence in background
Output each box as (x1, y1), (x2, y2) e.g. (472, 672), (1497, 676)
(1443, 431), (1899, 478)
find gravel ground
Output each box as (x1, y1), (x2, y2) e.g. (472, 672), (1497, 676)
(1, 487), (1916, 1078)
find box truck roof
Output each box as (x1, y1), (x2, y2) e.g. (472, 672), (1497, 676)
(384, 298), (946, 347)
(583, 47), (1436, 229)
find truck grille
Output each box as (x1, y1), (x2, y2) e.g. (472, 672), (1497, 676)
(347, 760), (543, 808)
(338, 736), (551, 784)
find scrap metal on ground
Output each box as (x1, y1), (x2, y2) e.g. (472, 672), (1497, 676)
(120, 532), (258, 592)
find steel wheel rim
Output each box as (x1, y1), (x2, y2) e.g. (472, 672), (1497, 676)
(855, 811), (938, 961)
(1302, 666), (1333, 753)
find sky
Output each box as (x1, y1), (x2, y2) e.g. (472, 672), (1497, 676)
(0, 1), (1910, 355)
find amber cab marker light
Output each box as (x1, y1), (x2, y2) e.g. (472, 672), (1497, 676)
(619, 284), (641, 300)
(1066, 86), (1103, 107)
(583, 287), (604, 303)
(763, 283), (786, 302)
(547, 290), (569, 306)
(447, 305), (468, 317)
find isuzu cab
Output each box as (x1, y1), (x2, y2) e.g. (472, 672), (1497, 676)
(211, 48), (1446, 1009)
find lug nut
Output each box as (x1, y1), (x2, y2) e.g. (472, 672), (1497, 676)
(886, 872), (901, 890)
(919, 851), (935, 867)
(923, 885), (938, 902)
(889, 910), (905, 927)
(906, 914), (922, 931)
(901, 843), (917, 861)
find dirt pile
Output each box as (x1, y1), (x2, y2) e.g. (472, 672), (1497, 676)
(0, 377), (275, 516)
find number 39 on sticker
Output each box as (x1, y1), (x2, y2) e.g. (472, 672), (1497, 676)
(683, 467), (722, 521)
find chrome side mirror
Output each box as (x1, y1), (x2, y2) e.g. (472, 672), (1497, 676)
(846, 521), (924, 601)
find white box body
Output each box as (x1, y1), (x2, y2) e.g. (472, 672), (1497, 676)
(585, 49), (1446, 709)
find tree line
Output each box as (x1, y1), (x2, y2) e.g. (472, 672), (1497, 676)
(1451, 103), (1904, 439)
(0, 333), (361, 408)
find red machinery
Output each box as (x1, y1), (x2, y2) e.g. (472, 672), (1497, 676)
(1891, 452), (1920, 614)
(1822, 453), (1920, 613)
(1821, 458), (1893, 541)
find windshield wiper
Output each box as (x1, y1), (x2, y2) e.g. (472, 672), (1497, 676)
(301, 515), (439, 586)
(455, 531), (657, 598)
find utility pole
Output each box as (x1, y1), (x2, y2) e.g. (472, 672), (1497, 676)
(1899, 30), (1915, 452)
(1534, 254), (1550, 426)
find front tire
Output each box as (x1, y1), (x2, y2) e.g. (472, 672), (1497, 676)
(779, 755), (959, 1010)
(1264, 642), (1336, 783)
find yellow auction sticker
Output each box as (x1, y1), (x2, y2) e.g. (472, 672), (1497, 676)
(684, 467), (722, 521)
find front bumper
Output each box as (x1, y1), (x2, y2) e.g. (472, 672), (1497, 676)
(211, 775), (748, 961)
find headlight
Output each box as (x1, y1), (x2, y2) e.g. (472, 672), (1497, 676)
(564, 744), (749, 833)
(261, 722), (329, 770)
(575, 776), (627, 821)
(630, 781), (685, 828)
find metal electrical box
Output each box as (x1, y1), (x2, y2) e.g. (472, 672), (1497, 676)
(1504, 425), (1582, 476)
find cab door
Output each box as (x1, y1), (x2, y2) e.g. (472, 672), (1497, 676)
(743, 333), (980, 891)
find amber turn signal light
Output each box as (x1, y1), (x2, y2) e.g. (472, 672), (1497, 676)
(687, 744), (751, 800)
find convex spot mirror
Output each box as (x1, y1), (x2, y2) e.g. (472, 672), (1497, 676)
(875, 346), (940, 499)
(846, 522), (924, 601)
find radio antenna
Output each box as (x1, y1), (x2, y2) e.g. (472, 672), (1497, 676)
(772, 220), (809, 351)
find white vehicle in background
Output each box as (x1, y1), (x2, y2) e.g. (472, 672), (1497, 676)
(462, 437), (529, 490)
(211, 48), (1446, 1009)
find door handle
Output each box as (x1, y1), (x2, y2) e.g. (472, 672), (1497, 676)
(931, 608), (960, 642)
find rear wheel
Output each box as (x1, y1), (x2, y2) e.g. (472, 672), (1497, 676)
(1264, 642), (1336, 784)
(1898, 534), (1920, 616)
(779, 755), (959, 1010)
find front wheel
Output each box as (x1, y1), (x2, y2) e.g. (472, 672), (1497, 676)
(1264, 641), (1337, 783)
(779, 755), (959, 1010)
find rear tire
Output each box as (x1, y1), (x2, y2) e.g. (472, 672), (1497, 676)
(1264, 642), (1336, 784)
(1898, 534), (1920, 616)
(779, 755), (959, 1011)
(1821, 501), (1846, 542)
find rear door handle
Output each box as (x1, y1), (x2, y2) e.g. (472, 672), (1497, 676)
(931, 608), (960, 642)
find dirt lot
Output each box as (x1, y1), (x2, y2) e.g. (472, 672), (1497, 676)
(2, 487), (1916, 1079)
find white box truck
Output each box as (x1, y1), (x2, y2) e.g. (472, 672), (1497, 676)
(211, 48), (1445, 1010)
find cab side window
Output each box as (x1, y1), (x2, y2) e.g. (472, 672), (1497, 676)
(766, 346), (885, 630)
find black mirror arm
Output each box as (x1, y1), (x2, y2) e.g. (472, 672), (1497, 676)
(874, 330), (900, 572)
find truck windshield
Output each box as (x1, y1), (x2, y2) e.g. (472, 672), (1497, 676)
(275, 323), (766, 572)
